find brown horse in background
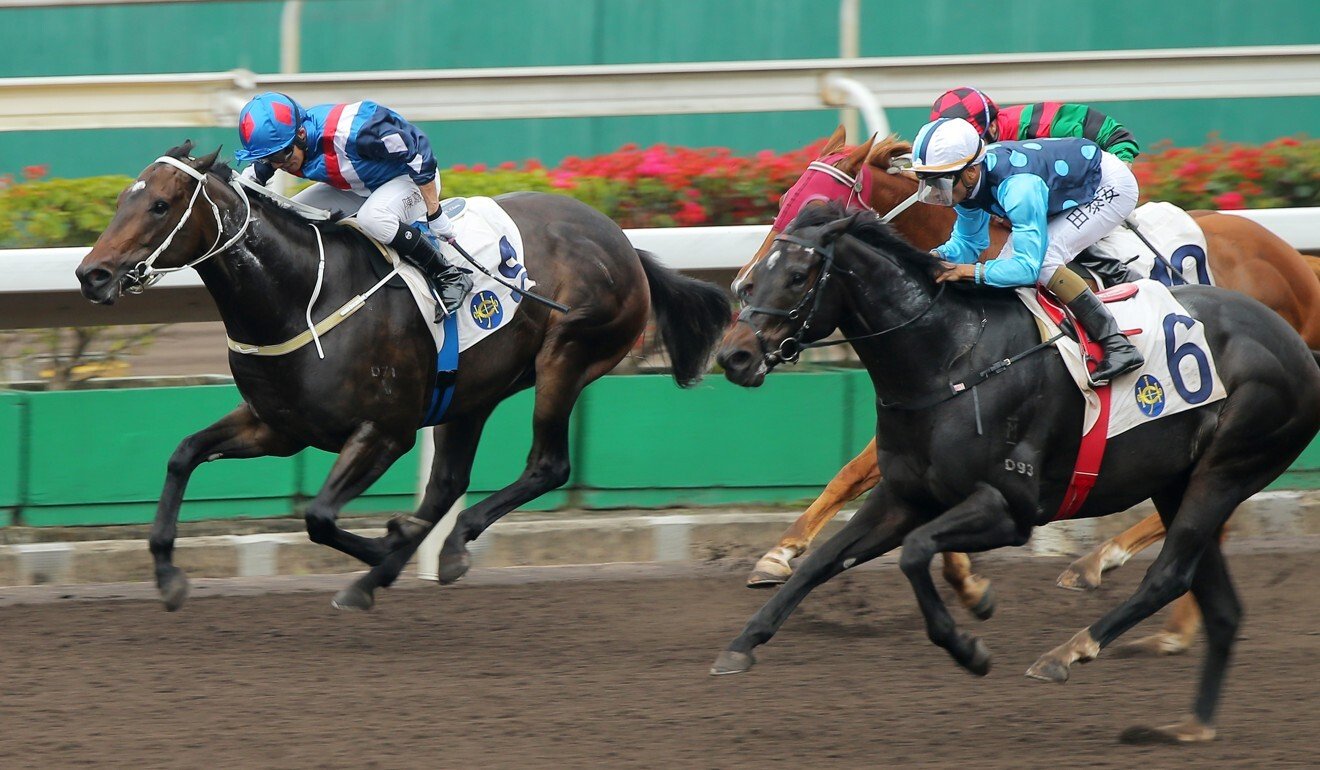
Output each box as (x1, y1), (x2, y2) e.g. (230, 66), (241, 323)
(736, 127), (1320, 655)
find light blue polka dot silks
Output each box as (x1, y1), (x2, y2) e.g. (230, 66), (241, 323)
(1080, 144), (1098, 160)
(1023, 142), (1043, 150)
(1055, 159), (1070, 176)
(1063, 199), (1078, 209)
(1009, 150), (1028, 167)
(986, 152), (998, 171)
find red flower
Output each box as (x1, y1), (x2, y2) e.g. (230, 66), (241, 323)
(22, 164), (48, 181)
(1213, 191), (1247, 210)
(674, 201), (708, 226)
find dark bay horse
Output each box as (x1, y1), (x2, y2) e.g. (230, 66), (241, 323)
(713, 204), (1320, 743)
(75, 142), (730, 611)
(737, 128), (1320, 654)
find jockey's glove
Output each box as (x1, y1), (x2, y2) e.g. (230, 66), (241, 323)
(427, 208), (458, 242)
(240, 161), (275, 186)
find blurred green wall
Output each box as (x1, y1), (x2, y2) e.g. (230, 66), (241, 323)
(0, 0), (1316, 178)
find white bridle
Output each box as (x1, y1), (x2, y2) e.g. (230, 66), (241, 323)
(126, 155), (252, 292)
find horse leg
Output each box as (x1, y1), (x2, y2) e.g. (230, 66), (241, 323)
(302, 421), (412, 568)
(331, 412), (490, 611)
(1113, 524), (1231, 657)
(436, 346), (612, 585)
(747, 437), (881, 587)
(1057, 510), (1166, 590)
(150, 405), (303, 611)
(898, 483), (1029, 675)
(940, 552), (997, 621)
(1024, 478), (1242, 690)
(1120, 538), (1240, 744)
(711, 483), (920, 675)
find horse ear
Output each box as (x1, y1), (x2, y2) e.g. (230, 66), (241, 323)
(838, 133), (877, 175)
(194, 146), (222, 172)
(867, 135), (913, 173)
(820, 125), (848, 157)
(815, 211), (868, 245)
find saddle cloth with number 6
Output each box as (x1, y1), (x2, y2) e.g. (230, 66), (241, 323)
(1018, 280), (1228, 438)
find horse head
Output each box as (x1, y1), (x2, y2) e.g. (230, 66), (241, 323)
(732, 129), (919, 298)
(76, 141), (230, 304)
(718, 203), (946, 388)
(717, 205), (867, 386)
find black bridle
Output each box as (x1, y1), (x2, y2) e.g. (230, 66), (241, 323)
(736, 231), (946, 368)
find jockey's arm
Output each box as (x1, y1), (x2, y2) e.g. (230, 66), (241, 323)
(979, 175), (1049, 288)
(1036, 103), (1141, 163)
(934, 206), (991, 265)
(354, 105), (441, 203)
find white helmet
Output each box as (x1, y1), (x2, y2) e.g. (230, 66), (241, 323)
(910, 117), (986, 206)
(911, 117), (986, 173)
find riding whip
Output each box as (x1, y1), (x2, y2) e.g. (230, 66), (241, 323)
(445, 237), (572, 313)
(1122, 217), (1187, 283)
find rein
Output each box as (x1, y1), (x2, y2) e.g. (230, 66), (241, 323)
(739, 226), (1064, 425)
(736, 232), (945, 366)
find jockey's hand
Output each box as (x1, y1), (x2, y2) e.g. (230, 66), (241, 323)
(935, 261), (977, 283)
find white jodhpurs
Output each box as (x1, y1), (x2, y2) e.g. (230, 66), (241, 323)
(1035, 152), (1138, 282)
(293, 175), (432, 243)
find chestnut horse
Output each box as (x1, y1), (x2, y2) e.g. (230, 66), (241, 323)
(736, 127), (1320, 655)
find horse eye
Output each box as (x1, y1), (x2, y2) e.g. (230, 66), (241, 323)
(788, 271), (808, 286)
(150, 200), (169, 215)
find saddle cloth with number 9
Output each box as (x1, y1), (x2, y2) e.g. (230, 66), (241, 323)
(1019, 280), (1228, 438)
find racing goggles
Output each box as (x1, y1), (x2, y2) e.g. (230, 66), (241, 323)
(915, 169), (965, 207)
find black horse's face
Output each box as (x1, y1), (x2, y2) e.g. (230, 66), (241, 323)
(716, 233), (828, 388)
(76, 146), (216, 304)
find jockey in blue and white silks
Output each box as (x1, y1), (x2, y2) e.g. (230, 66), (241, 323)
(911, 117), (1143, 384)
(235, 92), (471, 316)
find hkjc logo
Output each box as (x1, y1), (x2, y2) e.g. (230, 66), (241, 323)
(1134, 374), (1166, 417)
(470, 290), (504, 330)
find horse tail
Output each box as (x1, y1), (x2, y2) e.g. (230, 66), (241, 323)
(636, 249), (732, 387)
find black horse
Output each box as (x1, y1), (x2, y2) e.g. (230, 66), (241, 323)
(76, 142), (730, 611)
(712, 203), (1320, 743)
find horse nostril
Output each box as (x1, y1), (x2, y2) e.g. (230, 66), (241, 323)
(720, 349), (754, 371)
(81, 267), (113, 289)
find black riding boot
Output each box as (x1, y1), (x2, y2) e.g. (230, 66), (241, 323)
(1074, 246), (1141, 288)
(390, 224), (473, 319)
(1046, 267), (1144, 385)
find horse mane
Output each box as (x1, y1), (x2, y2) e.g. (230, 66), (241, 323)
(789, 201), (943, 282)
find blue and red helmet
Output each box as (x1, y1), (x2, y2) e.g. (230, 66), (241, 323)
(235, 92), (305, 162)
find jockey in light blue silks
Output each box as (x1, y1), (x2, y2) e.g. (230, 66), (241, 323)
(235, 92), (471, 316)
(912, 117), (1144, 384)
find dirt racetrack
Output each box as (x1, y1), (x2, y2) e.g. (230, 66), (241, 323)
(1, 549), (1316, 769)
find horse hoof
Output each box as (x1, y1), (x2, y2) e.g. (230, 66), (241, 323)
(1110, 632), (1192, 658)
(969, 584), (997, 621)
(1119, 717), (1216, 744)
(158, 568), (191, 612)
(962, 636), (992, 677)
(710, 650), (756, 676)
(331, 584), (374, 612)
(745, 570), (788, 588)
(1025, 657), (1070, 683)
(437, 549), (471, 585)
(1056, 561), (1103, 592)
